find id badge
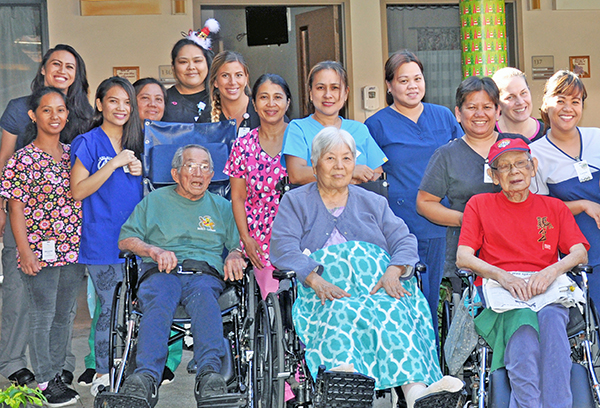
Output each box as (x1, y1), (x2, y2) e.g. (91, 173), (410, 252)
(483, 163), (493, 183)
(238, 127), (251, 138)
(42, 240), (57, 262)
(574, 160), (593, 183)
(123, 165), (130, 174)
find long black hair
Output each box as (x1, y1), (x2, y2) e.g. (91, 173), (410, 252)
(22, 87), (68, 145)
(31, 44), (92, 143)
(91, 77), (143, 157)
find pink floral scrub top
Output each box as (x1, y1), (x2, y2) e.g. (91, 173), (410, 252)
(0, 143), (82, 268)
(224, 128), (287, 267)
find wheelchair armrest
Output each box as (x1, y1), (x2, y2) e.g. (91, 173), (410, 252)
(273, 269), (296, 281)
(571, 264), (593, 275)
(415, 262), (426, 274)
(455, 268), (475, 279)
(119, 250), (135, 259)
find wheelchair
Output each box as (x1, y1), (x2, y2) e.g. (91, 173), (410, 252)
(94, 120), (259, 408)
(441, 265), (600, 408)
(253, 263), (427, 408)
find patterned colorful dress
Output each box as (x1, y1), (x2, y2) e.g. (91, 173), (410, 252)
(293, 241), (442, 390)
(0, 143), (82, 267)
(224, 127), (287, 296)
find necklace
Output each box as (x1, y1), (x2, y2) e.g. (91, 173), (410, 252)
(222, 100), (248, 120)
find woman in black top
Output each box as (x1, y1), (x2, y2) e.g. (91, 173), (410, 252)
(162, 20), (219, 123)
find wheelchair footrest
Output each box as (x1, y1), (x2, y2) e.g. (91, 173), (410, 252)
(312, 366), (375, 408)
(414, 389), (466, 408)
(196, 392), (245, 408)
(94, 392), (151, 408)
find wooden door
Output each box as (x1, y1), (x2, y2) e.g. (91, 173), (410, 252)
(296, 6), (342, 117)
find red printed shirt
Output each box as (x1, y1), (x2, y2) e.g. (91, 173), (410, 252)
(459, 192), (589, 283)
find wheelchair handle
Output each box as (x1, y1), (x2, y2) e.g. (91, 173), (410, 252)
(571, 264), (594, 275)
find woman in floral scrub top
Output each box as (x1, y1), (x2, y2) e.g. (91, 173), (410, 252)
(224, 74), (290, 298)
(0, 87), (85, 405)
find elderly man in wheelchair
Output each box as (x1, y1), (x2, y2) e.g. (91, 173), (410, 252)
(111, 144), (246, 407)
(455, 138), (590, 408)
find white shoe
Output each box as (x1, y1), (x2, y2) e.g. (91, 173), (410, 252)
(90, 373), (110, 397)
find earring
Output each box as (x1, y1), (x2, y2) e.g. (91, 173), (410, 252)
(387, 89), (391, 94)
(32, 119), (36, 124)
(66, 118), (69, 123)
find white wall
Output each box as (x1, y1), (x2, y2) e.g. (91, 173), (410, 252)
(47, 0), (194, 101)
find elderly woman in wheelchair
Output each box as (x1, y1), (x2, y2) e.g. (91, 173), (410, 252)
(455, 138), (590, 408)
(271, 127), (464, 408)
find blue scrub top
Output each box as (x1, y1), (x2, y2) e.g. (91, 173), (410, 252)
(71, 127), (144, 264)
(281, 115), (387, 169)
(365, 103), (463, 239)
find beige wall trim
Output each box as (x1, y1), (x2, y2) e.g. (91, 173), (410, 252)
(80, 0), (161, 16)
(554, 0), (600, 10)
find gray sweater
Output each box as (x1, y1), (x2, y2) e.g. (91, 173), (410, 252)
(271, 183), (418, 284)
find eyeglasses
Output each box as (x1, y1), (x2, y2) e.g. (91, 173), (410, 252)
(181, 162), (211, 174)
(490, 158), (532, 173)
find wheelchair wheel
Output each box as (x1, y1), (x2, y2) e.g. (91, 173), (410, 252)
(266, 293), (286, 408)
(440, 299), (452, 375)
(245, 269), (261, 352)
(586, 298), (600, 407)
(253, 294), (285, 408)
(108, 280), (137, 392)
(253, 299), (273, 408)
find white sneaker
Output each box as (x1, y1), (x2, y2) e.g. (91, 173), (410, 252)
(90, 373), (110, 397)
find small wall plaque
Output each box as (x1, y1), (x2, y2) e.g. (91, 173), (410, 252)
(570, 56), (591, 78)
(113, 66), (140, 83)
(531, 55), (554, 80)
(159, 65), (174, 81)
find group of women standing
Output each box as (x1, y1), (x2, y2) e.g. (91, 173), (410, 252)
(0, 23), (599, 408)
(0, 22), (277, 405)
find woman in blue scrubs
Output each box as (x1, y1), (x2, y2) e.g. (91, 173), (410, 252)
(365, 50), (462, 338)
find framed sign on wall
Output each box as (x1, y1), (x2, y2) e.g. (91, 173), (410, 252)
(569, 56), (591, 78)
(113, 66), (140, 83)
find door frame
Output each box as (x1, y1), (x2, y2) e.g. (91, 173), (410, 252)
(195, 0), (354, 114)
(379, 0), (524, 72)
(0, 0), (49, 52)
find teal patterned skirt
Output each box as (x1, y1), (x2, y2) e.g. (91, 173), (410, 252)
(293, 241), (442, 390)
